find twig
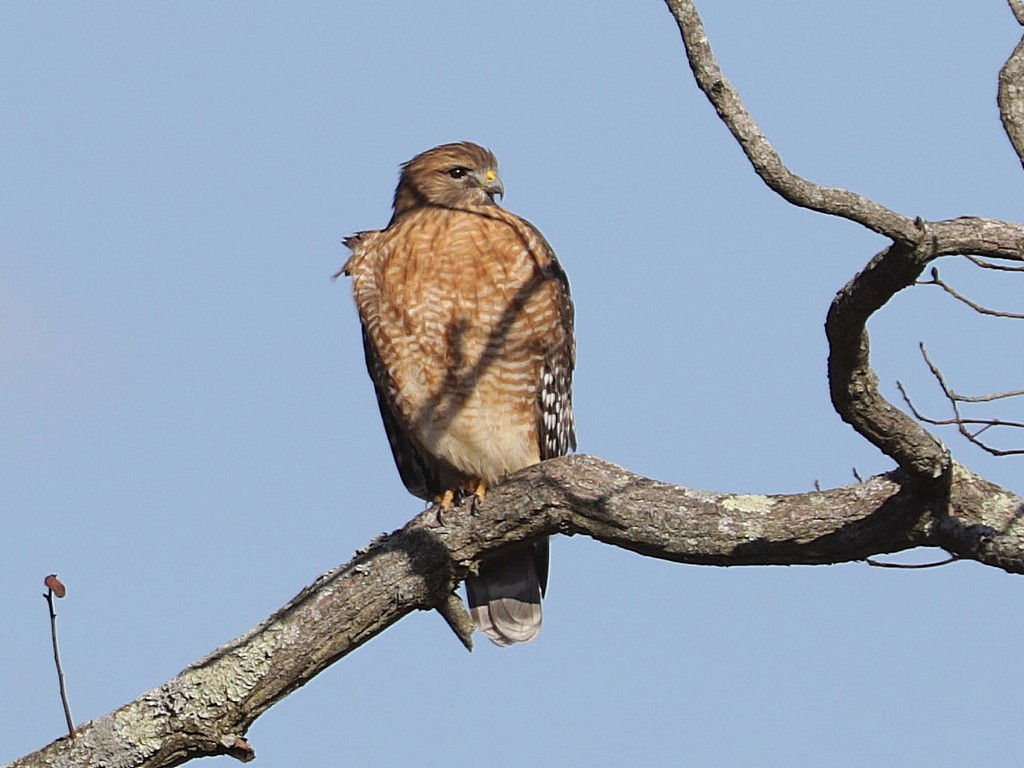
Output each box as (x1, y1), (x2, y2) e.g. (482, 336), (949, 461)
(919, 344), (1024, 406)
(866, 553), (959, 569)
(918, 267), (1024, 319)
(944, 388), (1024, 404)
(896, 346), (1024, 457)
(965, 254), (1024, 272)
(43, 574), (74, 739)
(899, 396), (1024, 436)
(435, 591), (475, 651)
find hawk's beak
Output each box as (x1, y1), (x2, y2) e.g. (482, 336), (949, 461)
(480, 169), (504, 200)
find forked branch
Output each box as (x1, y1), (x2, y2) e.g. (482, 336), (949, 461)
(661, 0), (1024, 482)
(11, 455), (1024, 768)
(918, 266), (1024, 319)
(898, 345), (1024, 457)
(662, 0), (918, 243)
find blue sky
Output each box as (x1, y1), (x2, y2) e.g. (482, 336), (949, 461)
(3, 2), (1023, 765)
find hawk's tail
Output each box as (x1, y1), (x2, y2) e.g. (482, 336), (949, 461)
(465, 538), (549, 646)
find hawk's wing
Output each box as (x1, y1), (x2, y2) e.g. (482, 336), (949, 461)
(345, 230), (441, 501)
(358, 322), (440, 502)
(536, 254), (576, 461)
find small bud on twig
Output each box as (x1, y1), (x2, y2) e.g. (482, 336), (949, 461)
(45, 574), (66, 599)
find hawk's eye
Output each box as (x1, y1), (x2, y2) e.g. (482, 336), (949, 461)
(447, 167), (469, 179)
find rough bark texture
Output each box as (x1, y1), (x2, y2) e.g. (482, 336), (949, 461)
(10, 456), (1024, 768)
(665, 0), (1024, 490)
(10, 1), (1024, 766)
(1000, 4), (1024, 165)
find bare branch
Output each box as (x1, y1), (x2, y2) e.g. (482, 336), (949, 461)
(999, 23), (1024, 165)
(965, 254), (1024, 272)
(899, 382), (1024, 439)
(950, 389), (1024, 404)
(1010, 0), (1024, 27)
(663, 0), (1024, 483)
(866, 553), (959, 569)
(661, 0), (919, 243)
(898, 346), (1024, 457)
(11, 455), (1024, 767)
(927, 217), (1024, 262)
(660, 0), (958, 482)
(899, 383), (1024, 426)
(918, 345), (1009, 412)
(43, 577), (74, 740)
(435, 591), (475, 650)
(825, 241), (951, 483)
(918, 267), (1024, 318)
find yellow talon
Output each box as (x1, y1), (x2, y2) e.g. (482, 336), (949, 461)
(435, 489), (455, 510)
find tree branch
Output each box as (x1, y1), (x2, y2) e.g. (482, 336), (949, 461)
(43, 577), (74, 741)
(1010, 0), (1024, 27)
(660, 0), (955, 482)
(927, 217), (1024, 262)
(662, 0), (1024, 482)
(897, 345), (1024, 457)
(999, 3), (1024, 166)
(919, 266), (1024, 318)
(825, 239), (951, 484)
(10, 455), (1024, 768)
(662, 0), (919, 243)
(965, 254), (1024, 272)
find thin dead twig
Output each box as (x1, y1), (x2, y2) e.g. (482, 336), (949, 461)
(918, 267), (1024, 319)
(44, 575), (74, 739)
(897, 345), (1024, 457)
(866, 553), (960, 569)
(965, 254), (1024, 272)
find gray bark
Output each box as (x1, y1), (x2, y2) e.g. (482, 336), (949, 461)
(10, 456), (1024, 768)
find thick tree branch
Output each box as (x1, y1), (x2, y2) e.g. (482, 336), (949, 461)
(999, 1), (1024, 166)
(1010, 0), (1024, 27)
(825, 239), (951, 484)
(1000, 49), (1024, 167)
(664, 1), (1024, 261)
(11, 455), (1024, 768)
(661, 0), (950, 482)
(662, 0), (1024, 483)
(928, 217), (1024, 262)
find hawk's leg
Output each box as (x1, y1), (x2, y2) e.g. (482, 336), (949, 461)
(432, 489), (456, 526)
(466, 480), (487, 516)
(431, 481), (486, 524)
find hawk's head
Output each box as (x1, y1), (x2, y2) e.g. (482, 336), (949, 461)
(391, 142), (504, 220)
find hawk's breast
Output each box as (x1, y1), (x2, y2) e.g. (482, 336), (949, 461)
(349, 206), (566, 484)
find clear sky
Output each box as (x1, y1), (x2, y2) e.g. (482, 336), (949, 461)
(3, 2), (1023, 765)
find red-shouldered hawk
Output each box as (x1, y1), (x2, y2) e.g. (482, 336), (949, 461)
(341, 142), (575, 646)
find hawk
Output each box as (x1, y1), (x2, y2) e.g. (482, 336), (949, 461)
(341, 142), (575, 646)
